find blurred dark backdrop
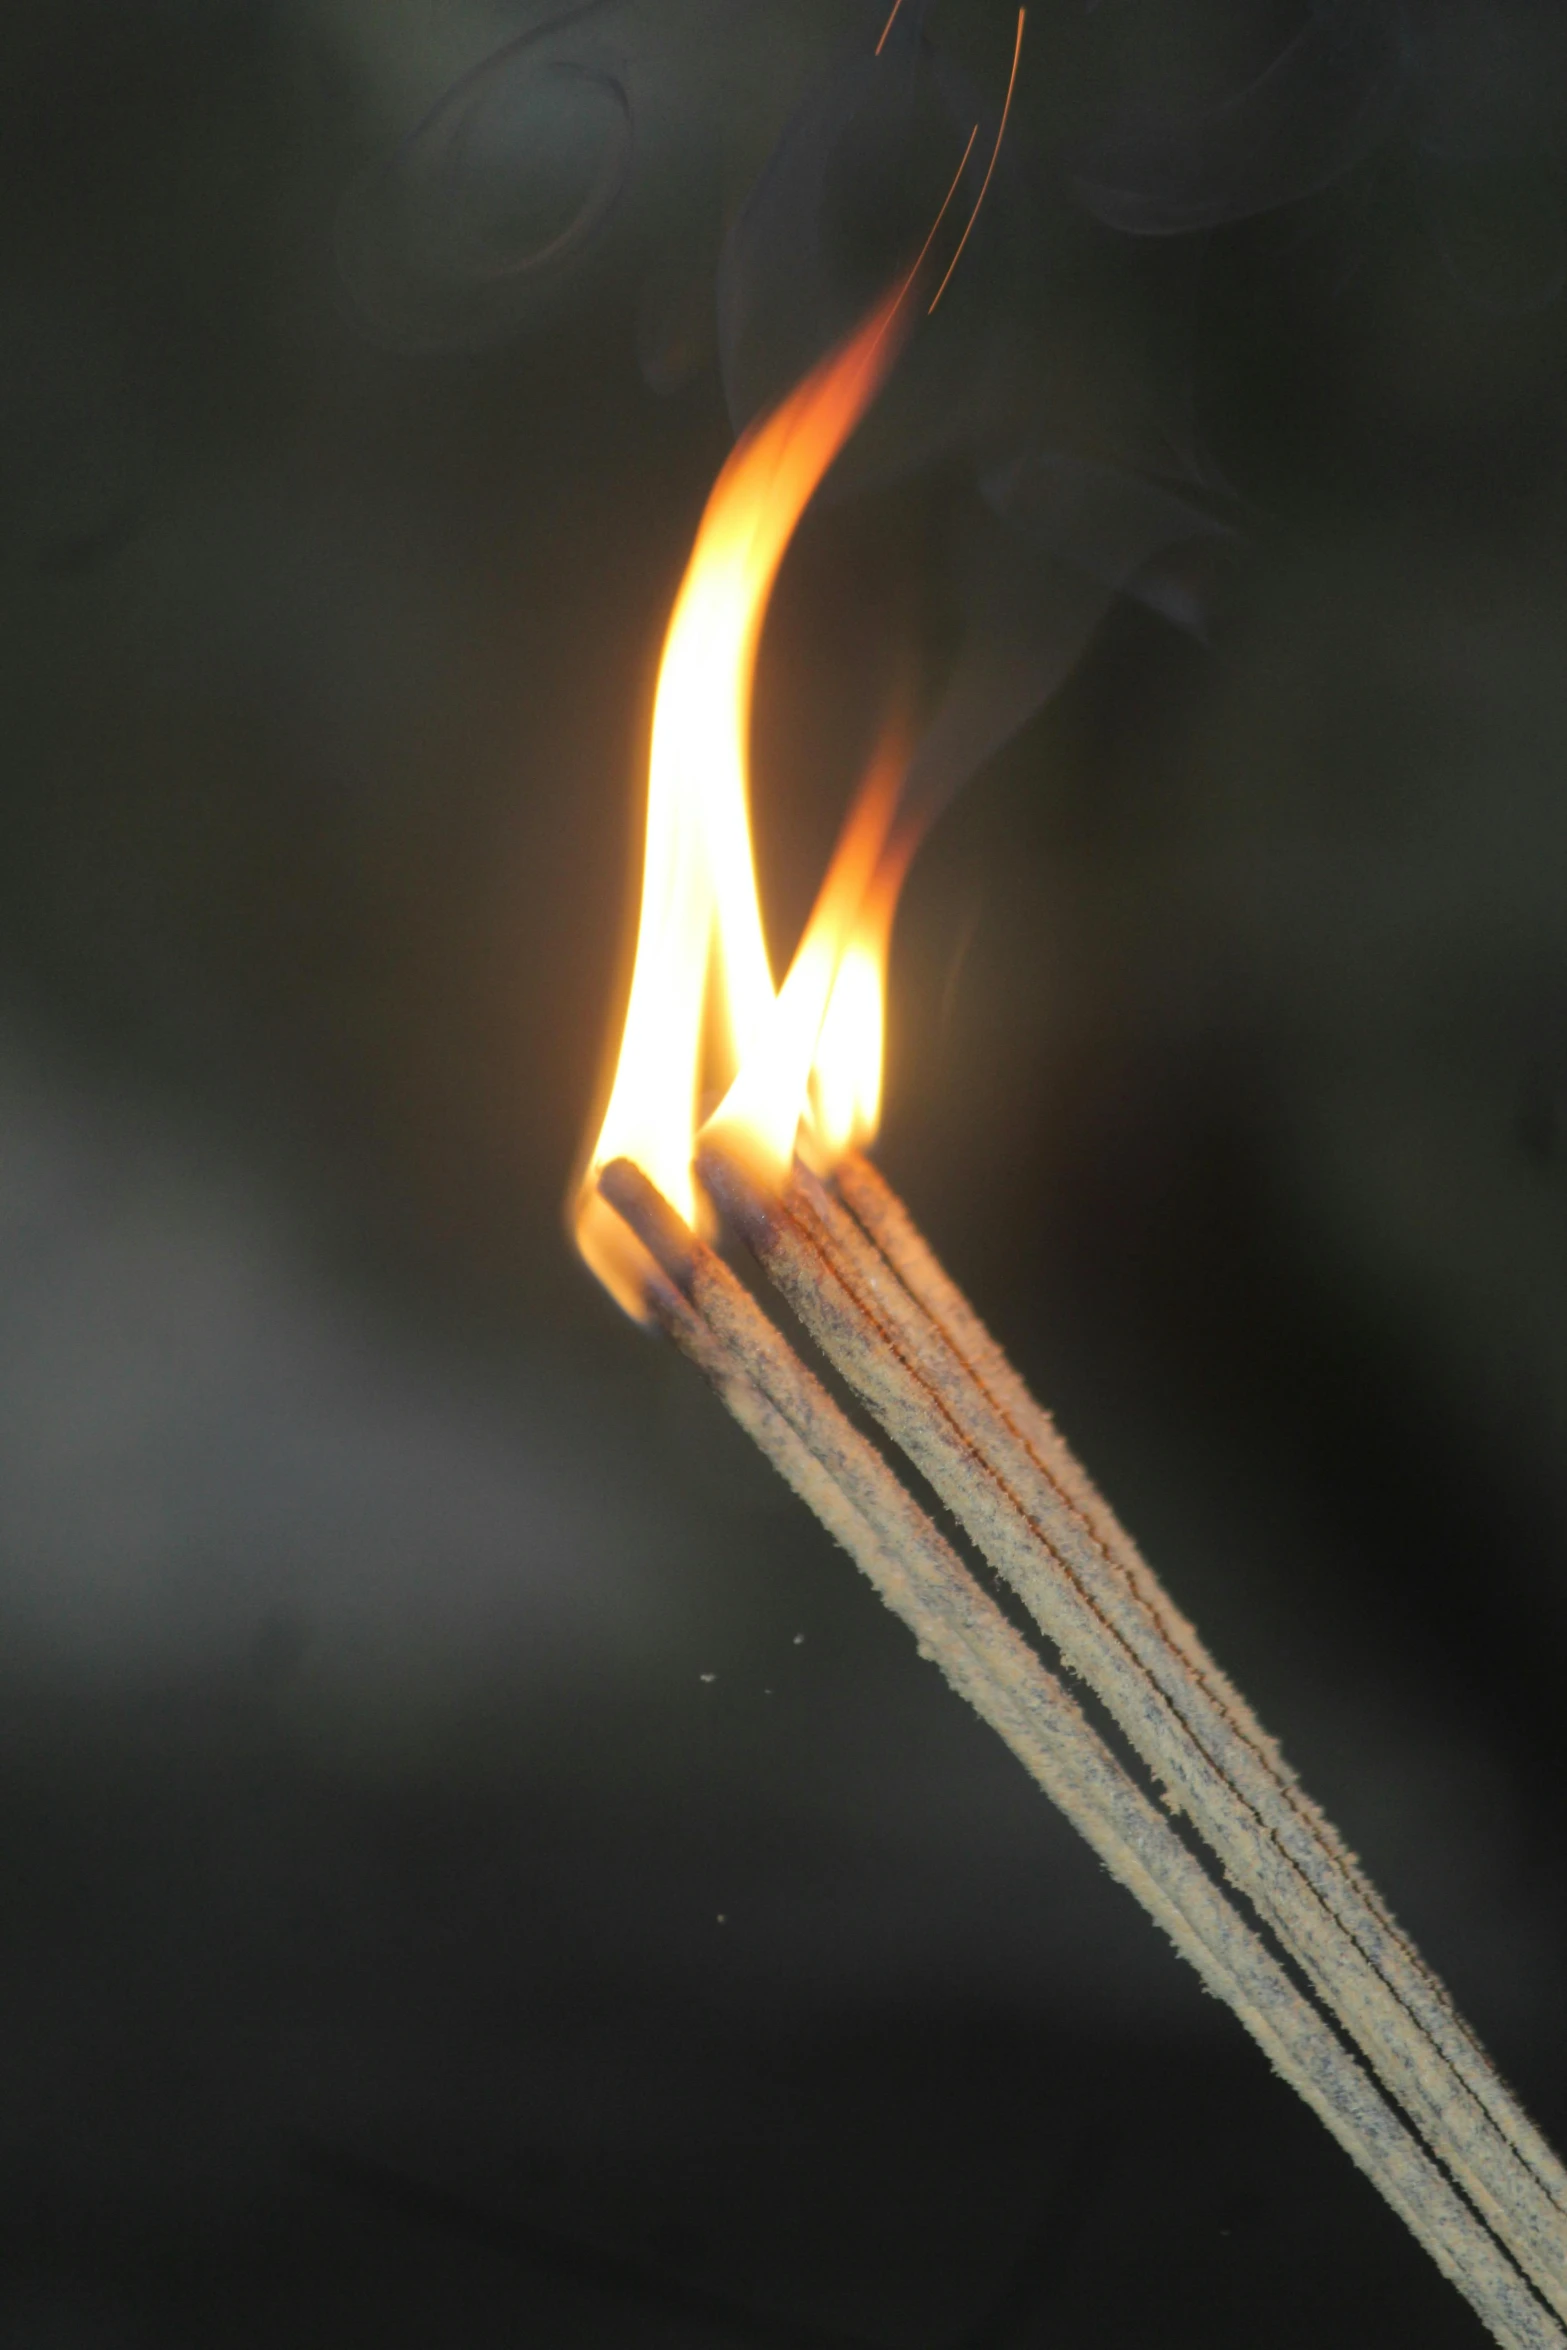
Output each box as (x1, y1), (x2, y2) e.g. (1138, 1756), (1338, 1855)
(1, 2), (1565, 2343)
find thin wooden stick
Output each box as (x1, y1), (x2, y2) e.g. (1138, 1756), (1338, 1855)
(837, 1143), (1567, 2172)
(598, 1157), (1562, 2350)
(696, 1136), (1567, 2329)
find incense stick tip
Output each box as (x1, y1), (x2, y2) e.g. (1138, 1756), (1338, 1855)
(694, 1134), (784, 1255)
(597, 1156), (700, 1294)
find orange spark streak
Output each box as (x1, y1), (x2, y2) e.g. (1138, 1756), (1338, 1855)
(895, 122), (979, 313)
(928, 9), (1025, 314)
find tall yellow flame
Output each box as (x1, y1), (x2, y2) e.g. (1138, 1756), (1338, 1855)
(576, 14), (1029, 1316)
(576, 293), (907, 1316)
(809, 823), (913, 1162)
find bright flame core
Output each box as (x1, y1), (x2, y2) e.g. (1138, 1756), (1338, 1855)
(810, 833), (912, 1162)
(577, 295), (908, 1316)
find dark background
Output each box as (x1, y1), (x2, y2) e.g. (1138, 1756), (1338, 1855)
(1, 2), (1565, 2343)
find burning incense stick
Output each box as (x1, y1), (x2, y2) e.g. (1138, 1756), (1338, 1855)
(599, 1157), (1560, 2350)
(694, 1135), (1567, 2336)
(568, 170), (1567, 2339)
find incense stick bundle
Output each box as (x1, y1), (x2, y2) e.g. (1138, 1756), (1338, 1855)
(694, 1137), (1567, 2338)
(599, 1156), (1562, 2350)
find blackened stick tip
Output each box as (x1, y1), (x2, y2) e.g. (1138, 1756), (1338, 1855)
(694, 1132), (786, 1257)
(597, 1157), (700, 1294)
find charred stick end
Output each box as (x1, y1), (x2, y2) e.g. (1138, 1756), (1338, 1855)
(694, 1134), (788, 1260)
(597, 1157), (701, 1297)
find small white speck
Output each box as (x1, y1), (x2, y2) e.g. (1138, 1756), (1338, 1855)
(699, 1672), (716, 1684)
(792, 1634), (805, 1646)
(763, 1687), (773, 1696)
(716, 1913), (727, 1925)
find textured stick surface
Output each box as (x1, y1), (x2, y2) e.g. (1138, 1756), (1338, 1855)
(835, 1149), (1567, 2201)
(696, 1138), (1567, 2328)
(831, 1148), (1567, 2304)
(599, 1159), (1562, 2350)
(838, 1143), (1560, 2142)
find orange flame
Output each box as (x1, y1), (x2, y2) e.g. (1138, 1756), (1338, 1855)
(576, 13), (1027, 1315)
(809, 816), (916, 1163)
(575, 295), (909, 1315)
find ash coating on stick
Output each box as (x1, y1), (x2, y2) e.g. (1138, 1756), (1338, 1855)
(598, 1156), (1564, 2350)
